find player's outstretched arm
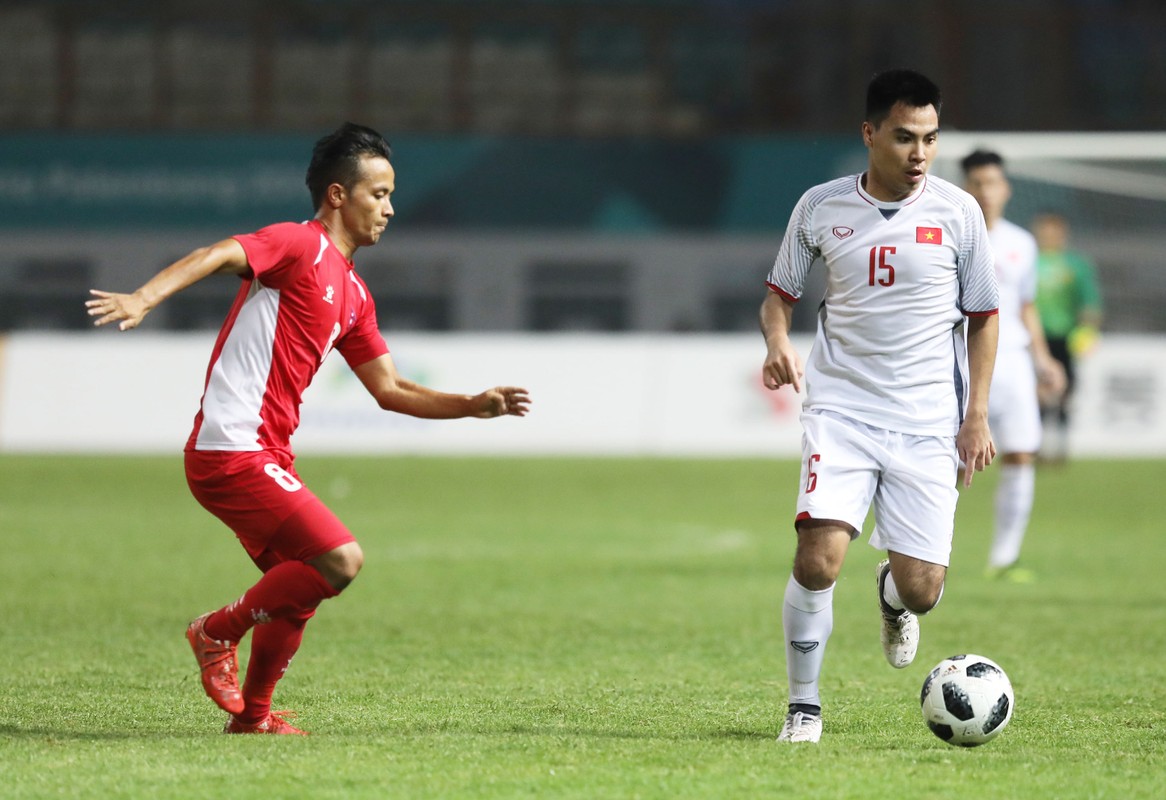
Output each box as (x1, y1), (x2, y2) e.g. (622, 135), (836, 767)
(353, 354), (530, 420)
(759, 291), (804, 393)
(957, 313), (999, 486)
(86, 238), (249, 331)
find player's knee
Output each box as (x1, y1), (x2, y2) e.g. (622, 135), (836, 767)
(311, 542), (364, 591)
(335, 544), (364, 587)
(792, 523), (850, 589)
(793, 562), (833, 590)
(900, 581), (944, 615)
(792, 548), (844, 590)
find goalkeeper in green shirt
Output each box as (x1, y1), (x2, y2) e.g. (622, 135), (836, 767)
(1032, 212), (1103, 463)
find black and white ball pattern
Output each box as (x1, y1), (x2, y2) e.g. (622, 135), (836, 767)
(920, 654), (1014, 747)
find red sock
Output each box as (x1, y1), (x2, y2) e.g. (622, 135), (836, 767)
(203, 560), (337, 643)
(237, 609), (314, 724)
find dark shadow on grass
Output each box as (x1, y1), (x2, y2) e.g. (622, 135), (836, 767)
(332, 722), (777, 742)
(0, 723), (222, 741)
(0, 723), (774, 743)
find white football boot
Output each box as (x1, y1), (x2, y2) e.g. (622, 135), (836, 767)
(777, 711), (823, 743)
(876, 559), (919, 669)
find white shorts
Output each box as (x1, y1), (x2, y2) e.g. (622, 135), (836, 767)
(988, 348), (1042, 455)
(796, 410), (959, 566)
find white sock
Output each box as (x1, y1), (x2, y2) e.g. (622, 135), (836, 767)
(881, 564), (943, 614)
(782, 575), (834, 710)
(880, 567), (904, 612)
(989, 463), (1036, 569)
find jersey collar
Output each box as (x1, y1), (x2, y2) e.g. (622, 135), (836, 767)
(855, 172), (927, 210)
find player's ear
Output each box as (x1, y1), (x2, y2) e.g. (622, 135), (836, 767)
(325, 182), (346, 209)
(861, 121), (874, 147)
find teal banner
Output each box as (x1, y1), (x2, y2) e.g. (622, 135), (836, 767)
(0, 133), (860, 233)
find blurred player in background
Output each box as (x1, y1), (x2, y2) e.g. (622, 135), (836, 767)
(961, 150), (1066, 582)
(760, 69), (999, 744)
(1031, 211), (1103, 463)
(87, 122), (530, 735)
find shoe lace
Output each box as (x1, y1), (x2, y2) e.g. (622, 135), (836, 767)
(196, 629), (238, 664)
(266, 710), (302, 732)
(786, 712), (819, 739)
(882, 610), (917, 651)
(205, 649), (237, 670)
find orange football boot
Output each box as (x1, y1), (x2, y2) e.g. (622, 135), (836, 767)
(186, 612), (244, 715)
(224, 711), (308, 736)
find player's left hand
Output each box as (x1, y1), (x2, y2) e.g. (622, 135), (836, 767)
(1036, 357), (1067, 401)
(1068, 325), (1099, 357)
(956, 413), (995, 487)
(474, 386), (531, 418)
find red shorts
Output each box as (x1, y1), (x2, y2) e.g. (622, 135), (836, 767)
(184, 449), (356, 565)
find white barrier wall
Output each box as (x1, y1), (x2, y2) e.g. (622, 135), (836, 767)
(0, 332), (1163, 457)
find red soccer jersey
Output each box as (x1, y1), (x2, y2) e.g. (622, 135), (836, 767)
(186, 220), (389, 454)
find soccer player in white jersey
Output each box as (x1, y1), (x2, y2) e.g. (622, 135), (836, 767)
(87, 123), (530, 735)
(760, 70), (1000, 744)
(961, 150), (1066, 582)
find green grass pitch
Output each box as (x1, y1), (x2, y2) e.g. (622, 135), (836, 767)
(1, 455), (1163, 798)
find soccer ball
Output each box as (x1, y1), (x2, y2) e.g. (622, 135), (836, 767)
(920, 654), (1014, 747)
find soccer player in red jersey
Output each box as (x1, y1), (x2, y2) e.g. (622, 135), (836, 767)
(86, 123), (531, 735)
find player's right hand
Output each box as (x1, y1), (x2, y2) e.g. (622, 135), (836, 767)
(86, 289), (150, 331)
(474, 386), (531, 418)
(762, 346), (804, 393)
(956, 412), (995, 487)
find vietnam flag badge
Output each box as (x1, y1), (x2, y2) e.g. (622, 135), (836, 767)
(916, 226), (942, 245)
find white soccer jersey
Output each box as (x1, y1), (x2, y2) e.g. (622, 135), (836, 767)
(987, 217), (1038, 352)
(986, 217), (1041, 454)
(767, 173), (999, 436)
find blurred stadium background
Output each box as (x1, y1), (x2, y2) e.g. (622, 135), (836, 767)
(1, 0), (1164, 455)
(3, 9), (1164, 794)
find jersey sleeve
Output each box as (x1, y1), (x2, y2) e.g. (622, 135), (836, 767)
(232, 222), (315, 289)
(765, 189), (820, 302)
(956, 201), (1000, 316)
(336, 288), (390, 369)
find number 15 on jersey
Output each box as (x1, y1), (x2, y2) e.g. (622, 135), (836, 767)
(869, 246), (896, 287)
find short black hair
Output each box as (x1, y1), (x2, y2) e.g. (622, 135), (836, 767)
(865, 69), (942, 127)
(960, 149), (1005, 174)
(305, 122), (393, 209)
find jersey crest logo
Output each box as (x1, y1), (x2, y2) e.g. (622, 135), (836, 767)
(916, 226), (943, 244)
(832, 226), (854, 240)
(323, 285), (335, 304)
